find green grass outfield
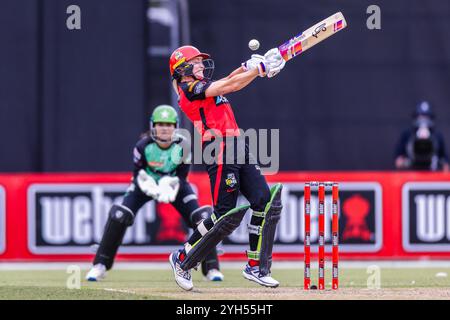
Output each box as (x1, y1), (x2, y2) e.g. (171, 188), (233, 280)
(1, 265), (450, 300)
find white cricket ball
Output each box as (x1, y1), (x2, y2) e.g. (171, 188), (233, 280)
(248, 39), (260, 51)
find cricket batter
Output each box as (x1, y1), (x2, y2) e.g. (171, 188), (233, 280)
(86, 105), (224, 282)
(167, 45), (286, 290)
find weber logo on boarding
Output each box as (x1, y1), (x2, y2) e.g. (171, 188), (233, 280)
(225, 182), (383, 253)
(27, 184), (162, 254)
(403, 182), (450, 252)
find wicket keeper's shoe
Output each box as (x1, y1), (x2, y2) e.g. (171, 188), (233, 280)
(205, 269), (224, 282)
(242, 264), (279, 288)
(86, 263), (107, 281)
(169, 251), (194, 291)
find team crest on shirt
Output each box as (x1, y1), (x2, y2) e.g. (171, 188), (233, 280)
(194, 81), (205, 94)
(225, 173), (237, 188)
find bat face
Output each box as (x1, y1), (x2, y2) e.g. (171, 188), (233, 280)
(312, 23), (327, 38)
(278, 12), (347, 61)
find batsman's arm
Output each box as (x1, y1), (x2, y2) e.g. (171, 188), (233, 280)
(205, 68), (259, 97)
(218, 66), (247, 81)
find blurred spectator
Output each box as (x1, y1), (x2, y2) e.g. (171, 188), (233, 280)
(395, 101), (449, 172)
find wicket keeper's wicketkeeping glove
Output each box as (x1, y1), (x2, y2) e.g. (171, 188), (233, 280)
(157, 176), (180, 203)
(136, 169), (160, 199)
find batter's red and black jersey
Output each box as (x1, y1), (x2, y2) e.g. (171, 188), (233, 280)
(178, 80), (240, 141)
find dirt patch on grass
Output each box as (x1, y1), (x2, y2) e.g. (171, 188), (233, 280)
(132, 287), (450, 300)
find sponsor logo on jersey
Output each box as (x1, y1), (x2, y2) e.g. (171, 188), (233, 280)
(148, 161), (164, 168)
(215, 96), (229, 106)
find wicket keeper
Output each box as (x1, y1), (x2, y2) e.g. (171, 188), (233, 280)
(86, 105), (224, 282)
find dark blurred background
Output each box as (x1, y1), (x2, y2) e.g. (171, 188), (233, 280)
(1, 0), (450, 172)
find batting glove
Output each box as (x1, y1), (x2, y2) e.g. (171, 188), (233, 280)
(242, 54), (269, 77)
(264, 48), (286, 78)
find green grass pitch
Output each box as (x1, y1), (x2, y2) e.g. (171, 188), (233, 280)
(0, 267), (449, 300)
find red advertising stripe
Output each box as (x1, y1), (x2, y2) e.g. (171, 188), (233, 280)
(0, 172), (450, 262)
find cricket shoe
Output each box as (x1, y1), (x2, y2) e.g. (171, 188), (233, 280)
(242, 264), (279, 288)
(169, 251), (194, 291)
(205, 269), (224, 282)
(86, 263), (106, 281)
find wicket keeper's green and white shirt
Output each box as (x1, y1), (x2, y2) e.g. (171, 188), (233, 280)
(132, 134), (191, 183)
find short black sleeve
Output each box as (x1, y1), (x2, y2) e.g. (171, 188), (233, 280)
(132, 136), (152, 178)
(179, 80), (212, 101)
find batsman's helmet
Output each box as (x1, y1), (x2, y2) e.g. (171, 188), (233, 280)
(169, 45), (214, 81)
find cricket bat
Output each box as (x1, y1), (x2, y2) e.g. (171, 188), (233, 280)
(278, 12), (347, 61)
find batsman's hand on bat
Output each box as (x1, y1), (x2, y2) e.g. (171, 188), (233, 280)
(264, 48), (286, 78)
(242, 54), (270, 77)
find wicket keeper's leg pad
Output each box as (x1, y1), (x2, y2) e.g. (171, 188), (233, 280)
(180, 205), (250, 271)
(93, 204), (135, 270)
(258, 183), (283, 276)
